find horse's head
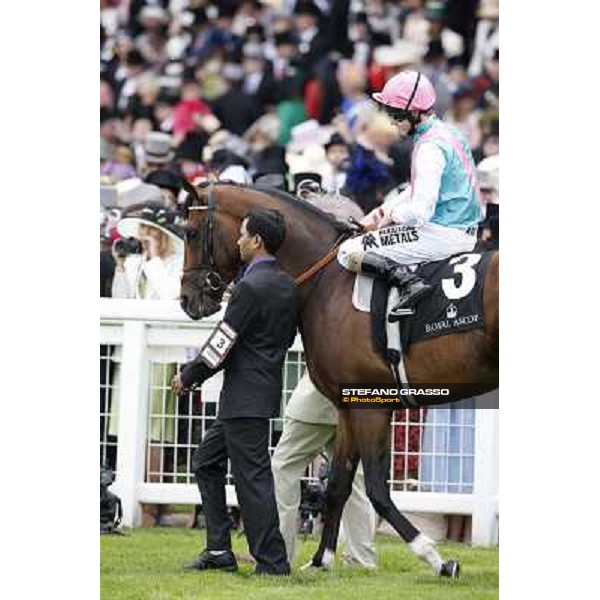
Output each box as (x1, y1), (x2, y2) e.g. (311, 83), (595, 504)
(180, 182), (242, 319)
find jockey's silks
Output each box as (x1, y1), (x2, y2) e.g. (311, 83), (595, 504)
(412, 118), (483, 230)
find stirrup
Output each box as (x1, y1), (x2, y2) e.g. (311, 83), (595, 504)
(388, 306), (415, 322)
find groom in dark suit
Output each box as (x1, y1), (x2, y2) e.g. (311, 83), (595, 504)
(173, 208), (300, 575)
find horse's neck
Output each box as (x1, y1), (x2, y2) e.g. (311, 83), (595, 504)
(277, 221), (339, 280)
(220, 186), (341, 278)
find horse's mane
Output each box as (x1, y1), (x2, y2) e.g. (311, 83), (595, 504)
(200, 181), (355, 235)
(303, 192), (365, 222)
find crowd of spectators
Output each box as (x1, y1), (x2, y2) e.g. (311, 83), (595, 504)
(100, 0), (499, 259)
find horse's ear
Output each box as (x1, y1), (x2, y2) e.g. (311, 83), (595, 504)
(178, 176), (203, 217)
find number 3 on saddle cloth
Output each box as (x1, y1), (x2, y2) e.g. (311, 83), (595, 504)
(352, 251), (495, 357)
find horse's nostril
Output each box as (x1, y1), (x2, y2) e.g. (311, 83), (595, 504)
(180, 295), (188, 310)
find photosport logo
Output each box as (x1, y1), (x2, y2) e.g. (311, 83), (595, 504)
(336, 384), (499, 409)
(337, 385), (450, 409)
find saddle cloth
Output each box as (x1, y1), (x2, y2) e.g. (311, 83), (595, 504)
(352, 251), (495, 355)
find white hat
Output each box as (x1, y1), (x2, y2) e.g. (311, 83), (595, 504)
(288, 120), (333, 152)
(219, 165), (253, 185)
(373, 41), (426, 68)
(117, 204), (184, 250)
(139, 6), (169, 24)
(286, 144), (327, 176)
(477, 155), (499, 191)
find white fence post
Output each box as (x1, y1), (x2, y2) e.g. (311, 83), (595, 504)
(471, 390), (499, 546)
(112, 321), (149, 527)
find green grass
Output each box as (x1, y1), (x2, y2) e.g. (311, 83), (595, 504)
(101, 529), (498, 600)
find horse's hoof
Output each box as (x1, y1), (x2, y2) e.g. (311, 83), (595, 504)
(300, 560), (329, 572)
(300, 560), (318, 571)
(439, 560), (460, 579)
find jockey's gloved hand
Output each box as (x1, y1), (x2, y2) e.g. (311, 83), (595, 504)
(347, 216), (365, 234)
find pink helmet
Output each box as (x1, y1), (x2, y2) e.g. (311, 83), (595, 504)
(372, 71), (436, 113)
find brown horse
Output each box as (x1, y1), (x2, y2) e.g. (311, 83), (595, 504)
(179, 181), (499, 577)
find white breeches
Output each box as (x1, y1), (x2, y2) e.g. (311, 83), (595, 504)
(337, 222), (477, 271)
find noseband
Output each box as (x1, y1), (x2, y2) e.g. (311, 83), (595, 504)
(183, 182), (228, 293)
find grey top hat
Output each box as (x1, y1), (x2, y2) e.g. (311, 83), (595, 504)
(115, 178), (164, 209)
(144, 131), (175, 164)
(254, 172), (287, 191)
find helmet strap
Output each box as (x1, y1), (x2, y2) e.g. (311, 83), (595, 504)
(404, 72), (422, 135)
(404, 72), (421, 112)
(406, 112), (420, 136)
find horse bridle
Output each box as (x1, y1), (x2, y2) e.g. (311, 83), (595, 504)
(183, 182), (228, 293)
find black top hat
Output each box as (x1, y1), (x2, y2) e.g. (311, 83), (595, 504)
(324, 133), (349, 151)
(143, 169), (183, 195)
(190, 7), (208, 27)
(424, 39), (445, 61)
(245, 23), (266, 42)
(175, 132), (206, 162)
(294, 1), (323, 20)
(217, 2), (238, 19)
(293, 172), (322, 194)
(274, 29), (297, 47)
(210, 148), (250, 171)
(125, 49), (146, 67)
(352, 11), (369, 25)
(254, 145), (288, 175)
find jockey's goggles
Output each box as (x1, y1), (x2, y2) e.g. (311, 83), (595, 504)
(381, 104), (413, 122)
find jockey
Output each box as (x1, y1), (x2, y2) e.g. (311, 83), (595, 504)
(337, 70), (483, 317)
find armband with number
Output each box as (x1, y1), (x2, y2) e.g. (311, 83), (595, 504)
(198, 321), (238, 369)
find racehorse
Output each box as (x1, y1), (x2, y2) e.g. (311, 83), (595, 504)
(179, 181), (499, 577)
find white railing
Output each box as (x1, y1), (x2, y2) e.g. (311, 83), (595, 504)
(100, 298), (498, 546)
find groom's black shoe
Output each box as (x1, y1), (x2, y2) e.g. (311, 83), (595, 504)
(184, 549), (238, 572)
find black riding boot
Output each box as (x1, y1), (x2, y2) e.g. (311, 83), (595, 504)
(360, 253), (433, 317)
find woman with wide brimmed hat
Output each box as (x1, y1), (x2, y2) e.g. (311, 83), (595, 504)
(109, 204), (189, 526)
(112, 204), (184, 298)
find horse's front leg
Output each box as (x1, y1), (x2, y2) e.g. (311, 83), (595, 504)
(302, 453), (358, 570)
(302, 413), (358, 570)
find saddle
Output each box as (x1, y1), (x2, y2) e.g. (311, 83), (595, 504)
(352, 251), (494, 395)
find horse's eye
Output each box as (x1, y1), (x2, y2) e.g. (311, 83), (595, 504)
(185, 229), (197, 242)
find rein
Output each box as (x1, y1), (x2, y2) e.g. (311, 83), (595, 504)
(294, 217), (363, 285)
(294, 234), (349, 285)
